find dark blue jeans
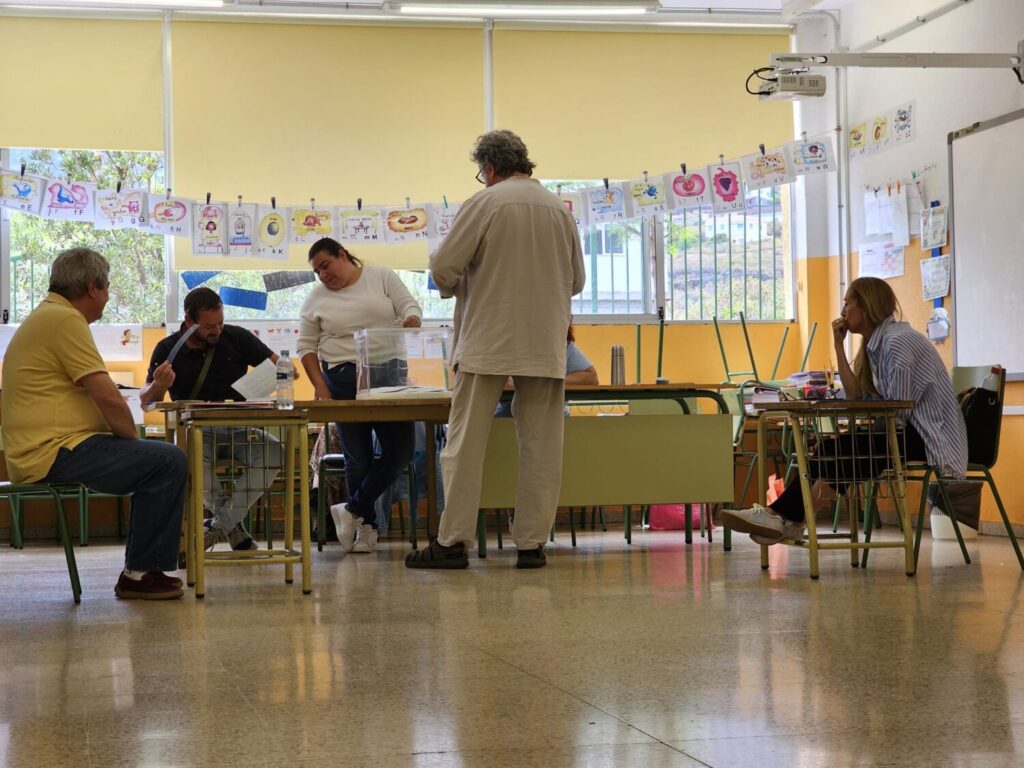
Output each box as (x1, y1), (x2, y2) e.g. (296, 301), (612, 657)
(322, 362), (415, 529)
(43, 435), (187, 572)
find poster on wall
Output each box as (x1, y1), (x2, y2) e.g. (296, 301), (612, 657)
(556, 191), (588, 227)
(148, 194), (192, 236)
(94, 188), (148, 230)
(921, 255), (951, 301)
(786, 136), (836, 175)
(43, 180), (95, 221)
(289, 205), (336, 244)
(848, 122), (868, 159)
(0, 171), (45, 214)
(91, 324), (143, 362)
(192, 202), (229, 255)
(583, 184), (628, 224)
(706, 162), (745, 213)
(892, 101), (916, 145)
(227, 202), (257, 256)
(664, 168), (710, 210)
(431, 203), (461, 241)
(740, 148), (792, 190)
(383, 204), (431, 244)
(339, 207), (385, 243)
(920, 205), (948, 250)
(859, 240), (904, 279)
(869, 114), (891, 154)
(253, 205), (289, 260)
(625, 177), (667, 218)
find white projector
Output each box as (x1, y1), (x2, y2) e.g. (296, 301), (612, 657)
(758, 72), (827, 100)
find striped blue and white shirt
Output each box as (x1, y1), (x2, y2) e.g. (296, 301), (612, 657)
(866, 315), (968, 479)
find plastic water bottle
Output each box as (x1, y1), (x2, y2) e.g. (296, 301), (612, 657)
(275, 351), (295, 410)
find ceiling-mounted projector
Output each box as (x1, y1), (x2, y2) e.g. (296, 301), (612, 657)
(757, 71), (826, 100)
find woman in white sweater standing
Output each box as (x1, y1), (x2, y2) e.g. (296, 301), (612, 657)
(298, 237), (423, 553)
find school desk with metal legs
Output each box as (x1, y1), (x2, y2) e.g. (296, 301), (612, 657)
(165, 406), (312, 598)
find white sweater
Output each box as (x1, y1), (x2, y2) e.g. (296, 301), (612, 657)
(297, 266), (422, 365)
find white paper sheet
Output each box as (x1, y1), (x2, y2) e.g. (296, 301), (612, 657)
(231, 358), (278, 401)
(921, 255), (951, 301)
(859, 241), (904, 279)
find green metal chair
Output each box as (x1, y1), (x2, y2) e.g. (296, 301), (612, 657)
(906, 365), (1023, 570)
(1, 481), (82, 603)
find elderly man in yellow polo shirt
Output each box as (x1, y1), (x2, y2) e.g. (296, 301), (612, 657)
(1, 247), (187, 600)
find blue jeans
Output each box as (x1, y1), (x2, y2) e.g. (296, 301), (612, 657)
(322, 362), (415, 529)
(202, 427), (282, 534)
(43, 435), (187, 572)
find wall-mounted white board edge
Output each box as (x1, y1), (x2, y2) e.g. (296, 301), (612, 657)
(949, 106), (1024, 381)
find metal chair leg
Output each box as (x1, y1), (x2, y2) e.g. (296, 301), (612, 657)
(984, 468), (1024, 569)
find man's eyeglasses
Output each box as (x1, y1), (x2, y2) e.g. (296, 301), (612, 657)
(475, 168), (486, 185)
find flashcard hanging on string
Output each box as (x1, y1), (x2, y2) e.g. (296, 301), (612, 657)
(94, 188), (147, 230)
(0, 170), (44, 214)
(869, 114), (891, 154)
(383, 203), (431, 243)
(431, 203), (461, 241)
(192, 202), (229, 255)
(626, 177), (666, 218)
(892, 101), (915, 145)
(339, 207), (386, 243)
(663, 168), (710, 210)
(848, 122), (868, 159)
(557, 191), (588, 228)
(254, 204), (289, 260)
(741, 148), (793, 190)
(786, 136), (836, 175)
(148, 194), (192, 236)
(583, 184), (627, 224)
(228, 202), (257, 257)
(707, 162), (745, 213)
(43, 180), (96, 221)
(289, 205), (336, 244)
(920, 205), (948, 250)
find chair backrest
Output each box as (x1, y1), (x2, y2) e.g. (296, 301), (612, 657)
(951, 364), (1005, 469)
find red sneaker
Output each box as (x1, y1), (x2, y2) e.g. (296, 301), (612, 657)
(115, 572), (184, 600)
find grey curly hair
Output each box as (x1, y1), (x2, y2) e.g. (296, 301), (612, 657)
(471, 129), (536, 178)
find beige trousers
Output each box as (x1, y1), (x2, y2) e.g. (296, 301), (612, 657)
(437, 371), (565, 551)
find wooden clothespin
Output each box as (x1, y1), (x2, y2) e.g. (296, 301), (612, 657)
(680, 163), (687, 175)
(603, 178), (609, 190)
(405, 197), (411, 210)
(19, 162), (26, 179)
(357, 198), (363, 211)
(206, 192), (212, 205)
(442, 195), (449, 209)
(759, 143), (766, 156)
(271, 196), (276, 210)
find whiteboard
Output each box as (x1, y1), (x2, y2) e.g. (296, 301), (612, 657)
(950, 107), (1024, 379)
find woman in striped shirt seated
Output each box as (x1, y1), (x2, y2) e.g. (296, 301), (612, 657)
(722, 276), (968, 545)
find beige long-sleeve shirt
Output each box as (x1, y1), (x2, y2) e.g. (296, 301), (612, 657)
(297, 265), (422, 365)
(430, 176), (585, 379)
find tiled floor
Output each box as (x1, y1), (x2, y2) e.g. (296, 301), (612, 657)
(3, 527), (1024, 768)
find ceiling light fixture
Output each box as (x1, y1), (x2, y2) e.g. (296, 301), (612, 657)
(393, 1), (656, 18)
(0, 0), (223, 7)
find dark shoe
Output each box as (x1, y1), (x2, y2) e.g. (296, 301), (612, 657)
(115, 572), (184, 600)
(516, 546), (547, 569)
(151, 572), (183, 589)
(405, 539), (469, 569)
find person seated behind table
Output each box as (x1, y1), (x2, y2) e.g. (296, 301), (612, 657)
(141, 287), (290, 552)
(495, 325), (598, 417)
(721, 276), (968, 544)
(1, 247), (187, 600)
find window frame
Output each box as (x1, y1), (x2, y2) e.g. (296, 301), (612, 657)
(0, 148), (798, 328)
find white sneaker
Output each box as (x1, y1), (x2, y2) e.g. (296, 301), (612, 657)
(352, 523), (378, 553)
(751, 519), (806, 546)
(331, 503), (359, 553)
(720, 504), (785, 541)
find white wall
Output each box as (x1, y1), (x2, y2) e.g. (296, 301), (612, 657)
(822, 0), (1024, 253)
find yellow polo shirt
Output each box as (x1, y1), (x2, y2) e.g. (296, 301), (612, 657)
(1, 293), (109, 483)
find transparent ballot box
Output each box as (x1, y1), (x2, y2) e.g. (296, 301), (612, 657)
(353, 327), (453, 399)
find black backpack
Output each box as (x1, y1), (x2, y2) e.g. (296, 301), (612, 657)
(958, 385), (999, 467)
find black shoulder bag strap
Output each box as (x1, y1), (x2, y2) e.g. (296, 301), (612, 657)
(187, 348), (216, 400)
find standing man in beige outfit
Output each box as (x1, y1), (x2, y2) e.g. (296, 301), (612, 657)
(406, 129), (585, 570)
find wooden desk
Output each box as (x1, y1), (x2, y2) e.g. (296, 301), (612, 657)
(163, 383), (736, 544)
(754, 399), (916, 579)
(169, 406), (312, 597)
